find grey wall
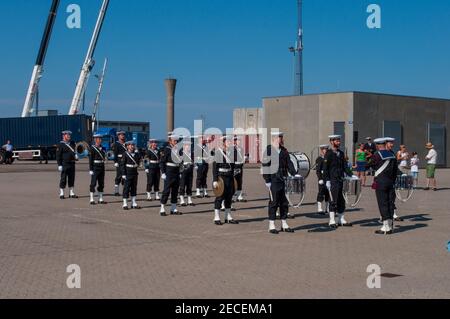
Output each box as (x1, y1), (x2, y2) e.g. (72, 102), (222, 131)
(354, 93), (450, 167)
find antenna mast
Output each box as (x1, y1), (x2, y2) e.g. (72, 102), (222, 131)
(289, 0), (304, 96)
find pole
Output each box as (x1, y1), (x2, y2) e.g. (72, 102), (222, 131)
(289, 0), (304, 96)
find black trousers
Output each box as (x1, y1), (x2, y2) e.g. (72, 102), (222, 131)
(60, 164), (75, 189)
(146, 168), (160, 192)
(196, 164), (209, 189)
(235, 166), (243, 191)
(214, 175), (235, 210)
(329, 180), (346, 214)
(161, 173), (180, 205)
(90, 167), (105, 193)
(268, 181), (289, 221)
(115, 166), (124, 186)
(180, 168), (194, 196)
(376, 187), (396, 221)
(123, 174), (138, 199)
(317, 183), (330, 202)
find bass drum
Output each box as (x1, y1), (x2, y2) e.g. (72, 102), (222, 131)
(285, 176), (306, 208)
(395, 174), (414, 203)
(289, 152), (311, 179)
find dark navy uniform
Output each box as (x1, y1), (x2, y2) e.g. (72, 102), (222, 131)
(233, 145), (245, 201)
(120, 151), (141, 200)
(113, 141), (127, 190)
(180, 148), (194, 198)
(89, 144), (106, 194)
(57, 141), (78, 191)
(160, 144), (182, 208)
(195, 142), (210, 196)
(315, 155), (330, 204)
(145, 148), (161, 195)
(322, 148), (351, 217)
(371, 150), (398, 222)
(213, 148), (236, 211)
(262, 145), (297, 221)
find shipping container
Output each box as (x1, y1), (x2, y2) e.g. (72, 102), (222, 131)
(0, 115), (92, 161)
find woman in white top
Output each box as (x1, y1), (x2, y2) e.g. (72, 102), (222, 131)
(410, 152), (419, 188)
(396, 145), (409, 173)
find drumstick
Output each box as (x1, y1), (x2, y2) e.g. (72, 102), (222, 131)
(269, 189), (274, 202)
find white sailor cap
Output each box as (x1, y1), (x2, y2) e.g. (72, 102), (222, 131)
(116, 130), (126, 136)
(374, 138), (386, 144)
(271, 131), (284, 137)
(93, 133), (104, 139)
(385, 137), (395, 142)
(168, 134), (180, 141)
(328, 135), (341, 140)
(62, 130), (72, 135)
(125, 140), (136, 146)
(366, 137), (373, 140)
(149, 138), (157, 143)
(319, 144), (330, 149)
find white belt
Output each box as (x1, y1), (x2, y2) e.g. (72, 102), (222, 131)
(184, 162), (193, 166)
(219, 168), (232, 173)
(149, 160), (159, 164)
(118, 154), (123, 158)
(94, 160), (105, 164)
(126, 164), (138, 168)
(167, 163), (179, 167)
(235, 162), (244, 165)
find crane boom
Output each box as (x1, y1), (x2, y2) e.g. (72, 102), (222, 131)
(22, 0), (60, 118)
(68, 0), (110, 115)
(92, 58), (108, 132)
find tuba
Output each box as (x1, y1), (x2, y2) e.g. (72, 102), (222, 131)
(75, 141), (90, 160)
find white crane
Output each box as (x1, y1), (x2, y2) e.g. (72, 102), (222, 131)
(68, 0), (109, 115)
(91, 58), (108, 132)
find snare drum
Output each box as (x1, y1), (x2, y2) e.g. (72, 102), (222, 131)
(395, 174), (414, 202)
(285, 176), (306, 208)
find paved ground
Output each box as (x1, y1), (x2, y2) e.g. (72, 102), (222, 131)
(0, 161), (449, 299)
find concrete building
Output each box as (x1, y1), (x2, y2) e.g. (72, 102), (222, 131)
(263, 92), (449, 167)
(233, 108), (264, 163)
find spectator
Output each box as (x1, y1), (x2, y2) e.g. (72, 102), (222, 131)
(364, 137), (377, 176)
(424, 142), (438, 191)
(2, 140), (13, 164)
(354, 143), (368, 186)
(410, 152), (419, 188)
(396, 145), (410, 173)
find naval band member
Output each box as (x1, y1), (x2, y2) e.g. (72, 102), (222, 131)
(56, 130), (78, 199)
(160, 134), (183, 216)
(120, 140), (142, 210)
(195, 136), (210, 198)
(232, 136), (246, 202)
(113, 131), (127, 196)
(179, 139), (195, 207)
(262, 132), (298, 234)
(323, 135), (354, 228)
(371, 137), (399, 235)
(145, 139), (161, 201)
(89, 133), (107, 205)
(212, 136), (238, 225)
(315, 144), (330, 214)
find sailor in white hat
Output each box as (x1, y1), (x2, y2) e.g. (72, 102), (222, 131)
(179, 139), (196, 207)
(315, 144), (331, 214)
(113, 130), (127, 196)
(88, 133), (107, 205)
(322, 135), (354, 228)
(145, 139), (161, 201)
(262, 131), (299, 234)
(56, 130), (78, 200)
(159, 134), (183, 216)
(194, 135), (211, 198)
(232, 135), (247, 203)
(371, 137), (399, 234)
(120, 140), (142, 210)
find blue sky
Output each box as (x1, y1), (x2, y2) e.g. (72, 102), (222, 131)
(0, 0), (449, 138)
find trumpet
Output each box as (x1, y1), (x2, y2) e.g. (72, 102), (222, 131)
(75, 141), (90, 160)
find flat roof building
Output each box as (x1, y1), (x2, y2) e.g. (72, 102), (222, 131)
(263, 92), (450, 167)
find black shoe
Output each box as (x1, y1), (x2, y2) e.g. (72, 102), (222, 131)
(90, 201), (96, 206)
(329, 223), (338, 229)
(394, 217), (404, 222)
(269, 229), (279, 235)
(147, 198), (153, 202)
(171, 211), (183, 215)
(160, 212), (167, 216)
(423, 187), (430, 191)
(231, 208), (237, 212)
(204, 195), (210, 198)
(60, 196), (65, 200)
(214, 221), (223, 226)
(340, 223), (353, 227)
(123, 206), (129, 211)
(225, 220), (239, 225)
(281, 228), (294, 233)
(287, 214), (295, 219)
(181, 203), (188, 207)
(132, 206), (141, 210)
(433, 188), (438, 191)
(114, 193), (121, 197)
(99, 201), (107, 205)
(69, 195), (79, 199)
(188, 203), (196, 207)
(375, 230), (393, 235)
